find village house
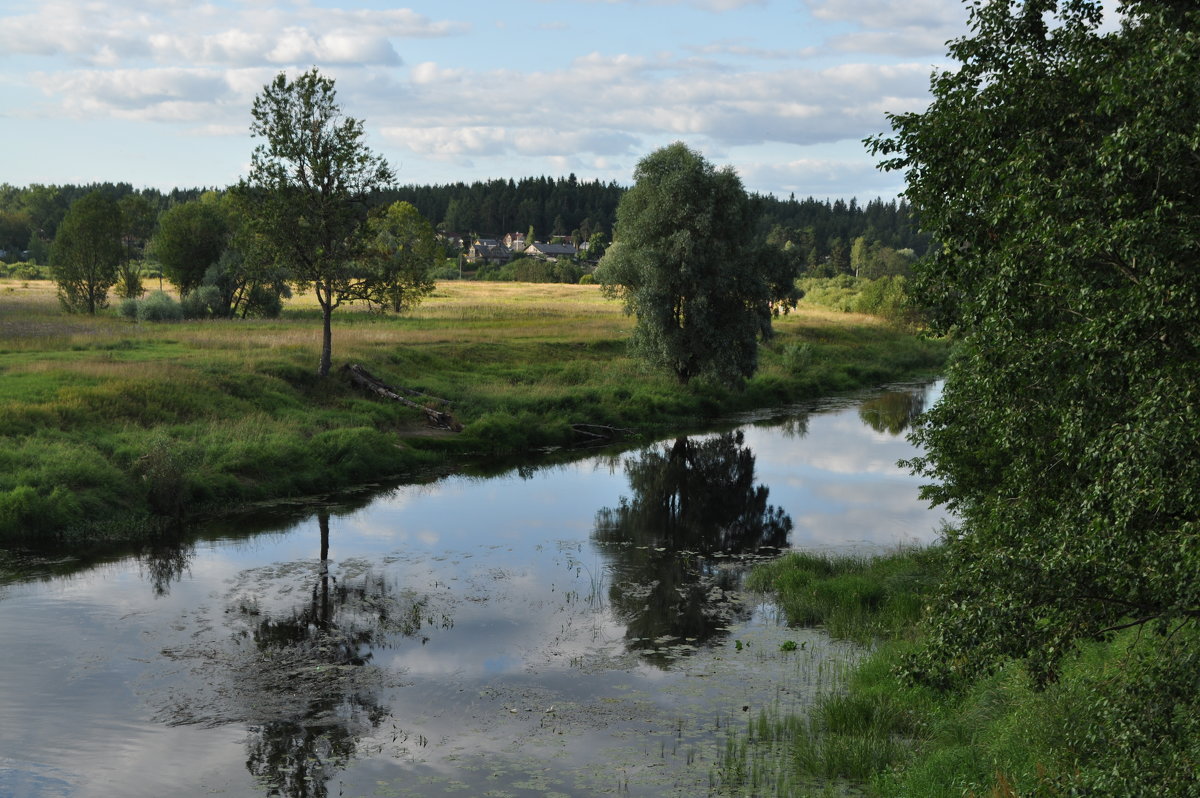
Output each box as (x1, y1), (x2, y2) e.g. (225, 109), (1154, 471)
(467, 238), (512, 265)
(524, 242), (577, 261)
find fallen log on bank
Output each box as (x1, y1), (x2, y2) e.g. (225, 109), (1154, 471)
(571, 423), (635, 442)
(342, 364), (462, 431)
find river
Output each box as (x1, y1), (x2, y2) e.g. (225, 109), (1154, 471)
(0, 382), (944, 798)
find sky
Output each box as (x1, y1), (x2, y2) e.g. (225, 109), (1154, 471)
(0, 0), (977, 201)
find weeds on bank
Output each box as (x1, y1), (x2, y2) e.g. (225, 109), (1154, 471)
(721, 543), (1200, 797)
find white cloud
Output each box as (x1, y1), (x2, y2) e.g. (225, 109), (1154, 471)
(736, 156), (900, 198)
(29, 66), (263, 123)
(382, 126), (639, 160)
(391, 55), (931, 152)
(802, 0), (964, 57)
(0, 2), (466, 67)
(583, 0), (766, 10)
(803, 0), (962, 29)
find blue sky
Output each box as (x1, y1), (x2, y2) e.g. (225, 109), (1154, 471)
(1, 0), (976, 199)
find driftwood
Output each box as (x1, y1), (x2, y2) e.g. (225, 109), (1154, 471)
(343, 364), (462, 431)
(571, 423), (634, 442)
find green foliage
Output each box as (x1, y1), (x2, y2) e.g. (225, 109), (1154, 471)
(868, 0), (1200, 695)
(180, 284), (223, 319)
(51, 191), (123, 314)
(0, 485), (81, 535)
(117, 296), (139, 320)
(798, 275), (913, 322)
(135, 290), (184, 322)
(1, 261), (50, 280)
(134, 434), (198, 518)
(241, 67), (396, 377)
(363, 201), (438, 313)
(118, 193), (156, 265)
(114, 260), (144, 299)
(596, 142), (800, 385)
(747, 548), (943, 643)
(150, 196), (230, 296)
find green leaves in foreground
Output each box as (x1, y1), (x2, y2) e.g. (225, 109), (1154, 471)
(871, 0), (1200, 688)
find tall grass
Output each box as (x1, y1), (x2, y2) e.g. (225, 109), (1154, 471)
(723, 543), (1200, 797)
(712, 550), (943, 794)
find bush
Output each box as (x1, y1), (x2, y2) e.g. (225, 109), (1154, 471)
(136, 291), (183, 322)
(115, 261), (144, 299)
(1, 261), (49, 280)
(0, 485), (82, 538)
(181, 285), (222, 319)
(118, 297), (140, 320)
(782, 342), (813, 372)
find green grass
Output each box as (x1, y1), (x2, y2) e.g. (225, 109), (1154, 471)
(0, 278), (947, 543)
(722, 545), (1200, 797)
(746, 548), (943, 644)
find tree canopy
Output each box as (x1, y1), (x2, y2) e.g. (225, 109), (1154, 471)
(363, 201), (438, 313)
(50, 191), (122, 314)
(151, 195), (230, 296)
(241, 68), (396, 376)
(596, 143), (799, 386)
(873, 2), (1200, 788)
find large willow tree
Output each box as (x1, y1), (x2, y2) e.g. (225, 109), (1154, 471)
(873, 1), (1200, 790)
(596, 143), (799, 386)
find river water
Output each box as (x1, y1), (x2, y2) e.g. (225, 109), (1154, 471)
(0, 382), (944, 798)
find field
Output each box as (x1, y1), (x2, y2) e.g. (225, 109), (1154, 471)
(0, 278), (947, 543)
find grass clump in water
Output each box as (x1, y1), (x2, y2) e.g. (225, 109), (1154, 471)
(746, 548), (942, 644)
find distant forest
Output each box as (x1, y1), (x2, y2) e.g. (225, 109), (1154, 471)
(0, 178), (929, 274)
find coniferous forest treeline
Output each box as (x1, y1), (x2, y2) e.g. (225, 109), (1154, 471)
(0, 178), (928, 270)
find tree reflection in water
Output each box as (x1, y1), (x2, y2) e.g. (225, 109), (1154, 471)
(857, 389), (927, 435)
(594, 432), (792, 665)
(137, 538), (195, 597)
(237, 510), (439, 798)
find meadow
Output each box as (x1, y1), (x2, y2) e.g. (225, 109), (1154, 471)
(0, 278), (947, 543)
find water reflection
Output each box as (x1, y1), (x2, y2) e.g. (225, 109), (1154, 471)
(857, 389), (927, 435)
(136, 538), (194, 597)
(217, 511), (450, 798)
(594, 432), (792, 664)
(0, 383), (947, 798)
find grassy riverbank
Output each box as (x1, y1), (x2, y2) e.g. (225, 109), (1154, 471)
(0, 278), (946, 544)
(724, 548), (1200, 797)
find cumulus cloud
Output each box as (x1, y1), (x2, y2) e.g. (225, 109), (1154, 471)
(29, 66), (268, 123)
(802, 0), (964, 56)
(381, 126), (639, 159)
(387, 54), (931, 153)
(686, 40), (818, 60)
(0, 1), (465, 67)
(803, 0), (962, 30)
(582, 0), (766, 10)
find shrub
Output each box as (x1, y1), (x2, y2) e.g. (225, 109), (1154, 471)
(118, 297), (140, 320)
(137, 291), (183, 322)
(0, 485), (82, 539)
(181, 285), (222, 319)
(115, 261), (144, 299)
(782, 341), (814, 372)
